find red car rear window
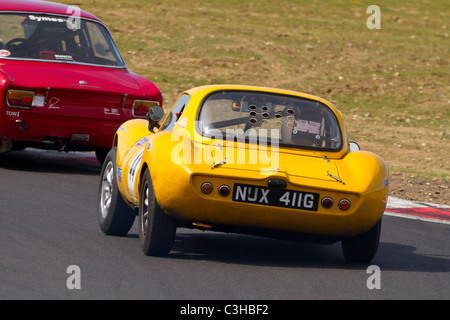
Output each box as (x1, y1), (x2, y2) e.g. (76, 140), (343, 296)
(0, 13), (124, 67)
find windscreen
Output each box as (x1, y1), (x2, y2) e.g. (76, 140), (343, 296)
(0, 13), (124, 67)
(198, 91), (342, 151)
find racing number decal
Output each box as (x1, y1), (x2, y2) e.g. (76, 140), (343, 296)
(128, 150), (144, 199)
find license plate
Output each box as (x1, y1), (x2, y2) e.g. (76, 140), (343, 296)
(232, 183), (319, 211)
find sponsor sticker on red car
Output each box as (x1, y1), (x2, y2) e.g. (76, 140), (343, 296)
(0, 50), (11, 57)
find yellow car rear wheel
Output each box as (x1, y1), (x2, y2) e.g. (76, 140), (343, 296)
(341, 219), (382, 263)
(139, 168), (176, 256)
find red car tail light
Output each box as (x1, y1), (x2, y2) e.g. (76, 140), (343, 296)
(7, 90), (35, 109)
(321, 197), (333, 209)
(218, 185), (231, 197)
(132, 100), (160, 118)
(201, 182), (213, 194)
(338, 199), (351, 211)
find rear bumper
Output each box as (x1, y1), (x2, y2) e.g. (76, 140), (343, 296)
(0, 110), (124, 150)
(155, 167), (388, 238)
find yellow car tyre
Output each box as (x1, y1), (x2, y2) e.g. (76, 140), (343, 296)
(98, 148), (136, 236)
(139, 168), (177, 256)
(341, 219), (382, 263)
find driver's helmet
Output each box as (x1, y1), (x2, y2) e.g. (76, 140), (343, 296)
(22, 17), (40, 40)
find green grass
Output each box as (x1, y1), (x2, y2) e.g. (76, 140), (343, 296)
(73, 0), (449, 180)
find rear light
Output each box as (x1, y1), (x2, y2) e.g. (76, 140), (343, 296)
(201, 182), (213, 194)
(218, 185), (231, 197)
(7, 90), (35, 109)
(321, 197), (333, 209)
(132, 100), (160, 118)
(338, 199), (351, 211)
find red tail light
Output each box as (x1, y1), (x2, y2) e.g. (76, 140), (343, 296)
(321, 197), (333, 209)
(132, 100), (160, 118)
(201, 182), (213, 194)
(338, 199), (351, 211)
(7, 90), (35, 109)
(218, 185), (231, 197)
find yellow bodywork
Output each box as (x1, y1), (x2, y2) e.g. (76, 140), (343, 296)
(113, 85), (388, 239)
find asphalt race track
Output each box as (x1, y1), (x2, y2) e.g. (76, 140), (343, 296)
(0, 149), (449, 300)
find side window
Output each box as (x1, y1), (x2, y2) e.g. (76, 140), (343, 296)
(159, 94), (190, 131)
(85, 22), (117, 64)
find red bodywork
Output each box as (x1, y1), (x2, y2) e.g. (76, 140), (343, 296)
(0, 0), (162, 157)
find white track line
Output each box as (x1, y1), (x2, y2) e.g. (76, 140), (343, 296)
(385, 197), (450, 225)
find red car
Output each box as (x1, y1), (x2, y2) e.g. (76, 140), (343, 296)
(0, 0), (162, 162)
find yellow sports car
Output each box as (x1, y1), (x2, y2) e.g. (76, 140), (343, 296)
(97, 85), (388, 263)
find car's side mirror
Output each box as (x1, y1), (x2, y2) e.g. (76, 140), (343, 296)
(349, 141), (360, 152)
(146, 106), (164, 131)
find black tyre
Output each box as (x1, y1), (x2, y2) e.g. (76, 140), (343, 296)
(139, 168), (176, 256)
(98, 148), (135, 236)
(95, 148), (109, 164)
(341, 219), (382, 263)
